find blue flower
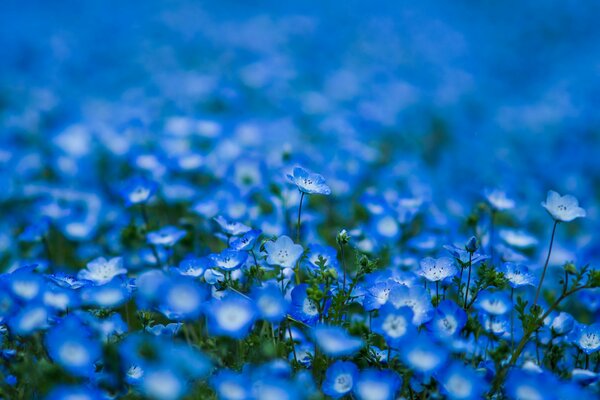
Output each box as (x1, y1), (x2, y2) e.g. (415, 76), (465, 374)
(500, 262), (535, 288)
(436, 362), (487, 400)
(210, 369), (251, 400)
(120, 177), (157, 206)
(45, 316), (102, 377)
(209, 248), (248, 271)
(80, 278), (131, 308)
(418, 257), (457, 282)
(252, 284), (289, 323)
(388, 285), (434, 325)
(214, 215), (252, 236)
(322, 361), (359, 399)
(573, 323), (600, 354)
(147, 226), (187, 247)
(363, 279), (396, 312)
(139, 367), (186, 400)
(156, 276), (207, 321)
(77, 256), (127, 286)
(400, 334), (448, 375)
(290, 284), (325, 325)
(426, 300), (467, 340)
(372, 304), (416, 346)
(504, 369), (556, 400)
(475, 290), (512, 316)
(264, 235), (304, 268)
(8, 303), (50, 335)
(172, 257), (210, 278)
(353, 369), (402, 400)
(542, 190), (586, 222)
(229, 229), (261, 251)
(146, 322), (183, 337)
(46, 385), (105, 400)
(305, 243), (339, 273)
(287, 166), (331, 195)
(205, 293), (256, 339)
(484, 188), (515, 211)
(549, 312), (574, 335)
(312, 325), (363, 357)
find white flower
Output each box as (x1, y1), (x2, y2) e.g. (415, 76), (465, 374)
(78, 257), (127, 285)
(264, 235), (304, 268)
(484, 189), (515, 211)
(541, 190), (586, 222)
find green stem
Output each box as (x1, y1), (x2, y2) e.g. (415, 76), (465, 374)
(463, 252), (473, 309)
(533, 220), (558, 307)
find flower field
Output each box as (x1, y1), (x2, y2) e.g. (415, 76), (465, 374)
(1, 1), (600, 399)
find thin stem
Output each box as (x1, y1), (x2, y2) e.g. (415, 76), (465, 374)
(294, 191), (306, 285)
(296, 191), (305, 243)
(533, 220), (558, 307)
(287, 321), (298, 364)
(490, 210), (496, 261)
(435, 281), (439, 305)
(463, 252), (473, 309)
(510, 287), (515, 352)
(340, 243), (347, 292)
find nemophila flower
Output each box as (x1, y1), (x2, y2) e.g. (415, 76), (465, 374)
(480, 313), (510, 336)
(294, 343), (315, 367)
(209, 248), (248, 271)
(210, 369), (251, 400)
(549, 312), (574, 335)
(204, 268), (225, 285)
(287, 166), (331, 195)
(571, 369), (599, 386)
(353, 368), (402, 400)
(45, 316), (102, 377)
(214, 215), (252, 236)
(484, 188), (515, 211)
(363, 279), (397, 311)
(500, 262), (535, 288)
(139, 367), (186, 400)
(322, 361), (359, 399)
(81, 278), (131, 308)
(48, 272), (88, 289)
(369, 213), (401, 242)
(173, 257), (210, 278)
(541, 190), (586, 222)
(475, 290), (512, 316)
(77, 256), (127, 286)
(43, 282), (80, 312)
(7, 269), (44, 301)
(252, 284), (289, 323)
(205, 294), (256, 339)
(7, 303), (49, 335)
(426, 300), (467, 340)
(252, 378), (301, 400)
(147, 226), (186, 247)
(46, 385), (105, 400)
(305, 243), (339, 273)
(372, 304), (416, 346)
(157, 276), (207, 320)
(418, 257), (457, 282)
(388, 285), (434, 325)
(146, 322), (182, 337)
(264, 235), (303, 268)
(504, 369), (556, 400)
(290, 284), (328, 325)
(229, 229), (261, 251)
(499, 229), (539, 249)
(436, 362), (487, 400)
(573, 323), (600, 354)
(401, 334), (448, 376)
(120, 177), (157, 206)
(312, 325), (364, 357)
(443, 244), (489, 266)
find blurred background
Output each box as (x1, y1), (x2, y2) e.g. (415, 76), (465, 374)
(0, 0), (599, 269)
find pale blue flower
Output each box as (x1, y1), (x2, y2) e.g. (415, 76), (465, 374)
(542, 190), (586, 222)
(287, 166), (331, 195)
(264, 235), (303, 268)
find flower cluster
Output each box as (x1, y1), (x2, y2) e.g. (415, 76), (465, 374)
(2, 2), (600, 400)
